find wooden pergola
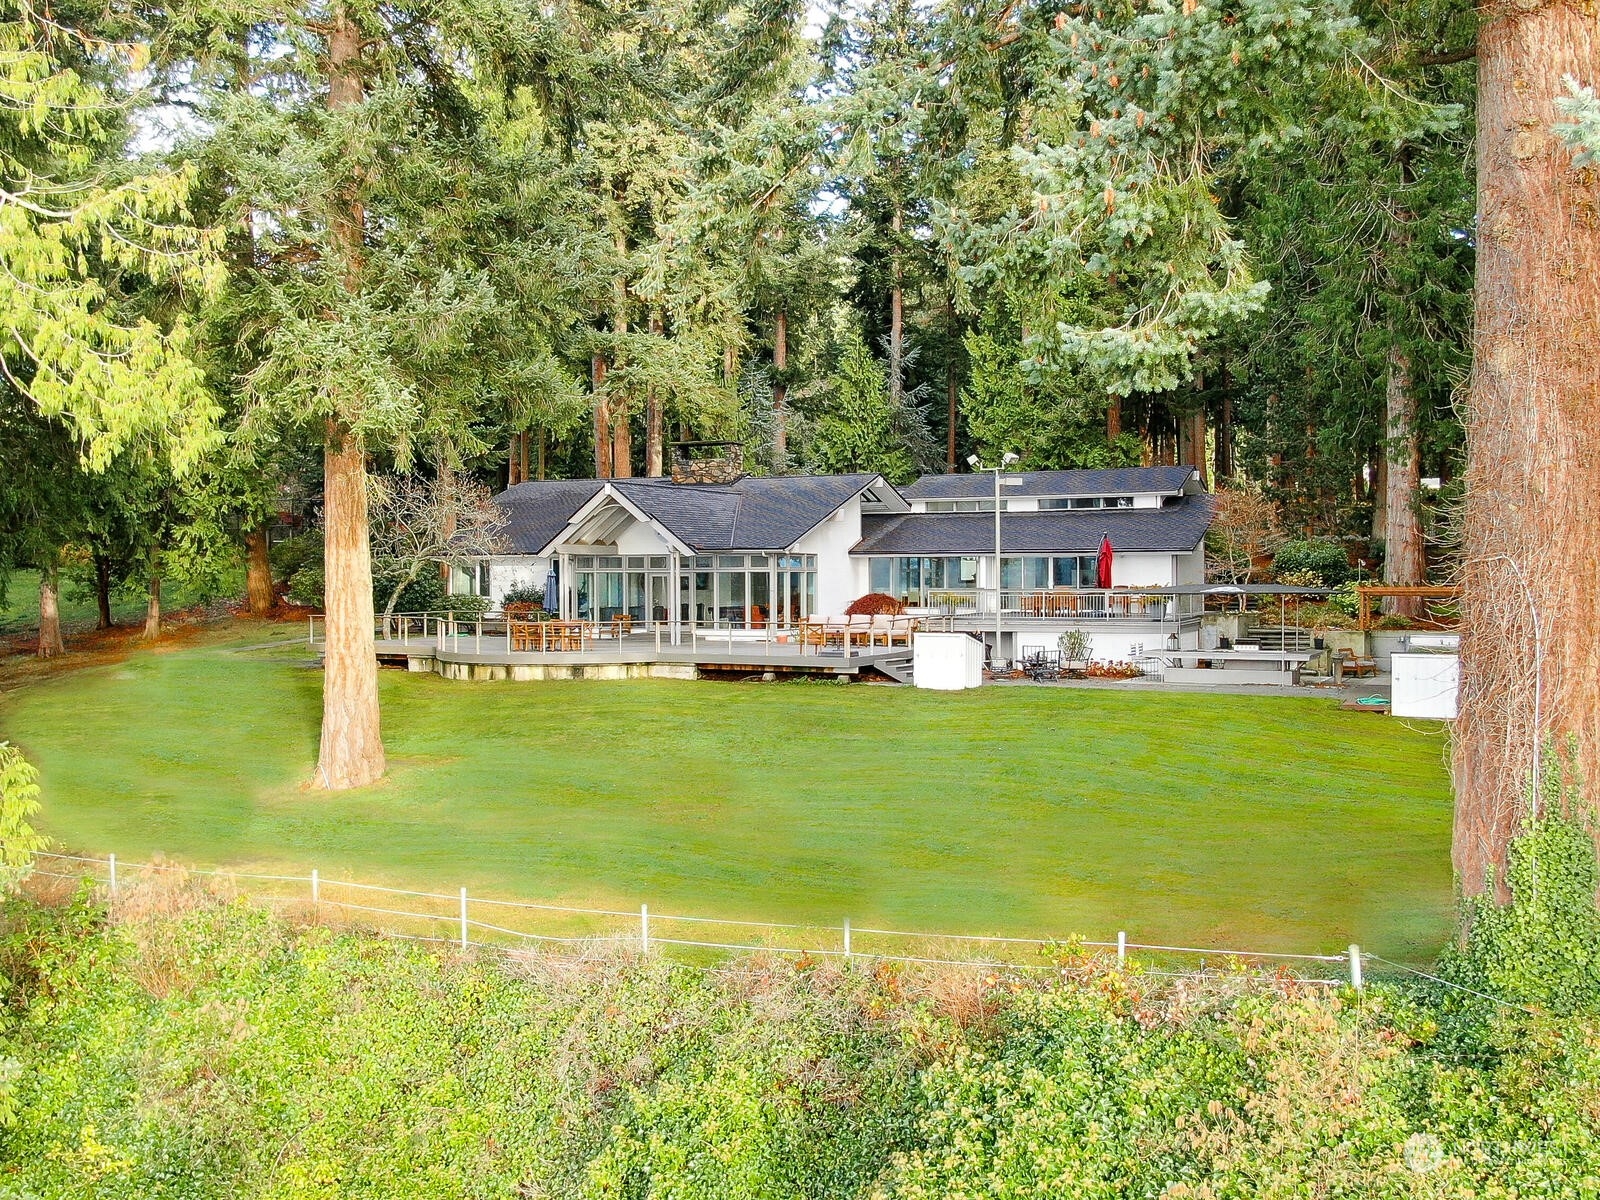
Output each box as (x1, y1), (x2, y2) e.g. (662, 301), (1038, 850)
(1355, 585), (1462, 631)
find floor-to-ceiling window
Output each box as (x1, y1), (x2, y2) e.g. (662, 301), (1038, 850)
(867, 556), (980, 605)
(680, 554), (813, 627)
(571, 555), (625, 620)
(1001, 555), (1100, 591)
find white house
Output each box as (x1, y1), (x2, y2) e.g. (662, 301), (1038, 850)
(451, 463), (1214, 661)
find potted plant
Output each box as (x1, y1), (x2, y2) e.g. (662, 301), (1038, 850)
(1058, 629), (1092, 677)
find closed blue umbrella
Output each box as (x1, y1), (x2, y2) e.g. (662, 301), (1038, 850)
(543, 568), (558, 613)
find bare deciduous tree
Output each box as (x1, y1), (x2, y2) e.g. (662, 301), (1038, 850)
(369, 470), (508, 619)
(1205, 487), (1284, 584)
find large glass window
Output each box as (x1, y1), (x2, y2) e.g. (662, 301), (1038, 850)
(750, 570), (771, 626)
(869, 558), (891, 593)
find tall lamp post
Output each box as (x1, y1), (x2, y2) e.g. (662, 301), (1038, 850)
(969, 452), (1020, 667)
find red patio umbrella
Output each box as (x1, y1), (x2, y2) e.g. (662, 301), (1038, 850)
(1097, 534), (1114, 589)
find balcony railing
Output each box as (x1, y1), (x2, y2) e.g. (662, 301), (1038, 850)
(912, 589), (1202, 621)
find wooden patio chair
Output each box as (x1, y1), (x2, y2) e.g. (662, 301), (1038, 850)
(1336, 647), (1379, 678)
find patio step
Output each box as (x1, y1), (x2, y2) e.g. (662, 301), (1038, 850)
(875, 654), (915, 685)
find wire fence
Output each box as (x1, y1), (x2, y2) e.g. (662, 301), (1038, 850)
(32, 851), (1375, 986)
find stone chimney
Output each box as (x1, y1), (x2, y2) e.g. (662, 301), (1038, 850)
(670, 441), (744, 485)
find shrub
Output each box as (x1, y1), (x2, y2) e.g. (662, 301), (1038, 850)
(1271, 538), (1352, 585)
(500, 581), (548, 609)
(845, 592), (906, 616)
(0, 743), (47, 885)
(1329, 580), (1361, 618)
(268, 531), (322, 584)
(1057, 629), (1092, 661)
(1274, 567), (1326, 590)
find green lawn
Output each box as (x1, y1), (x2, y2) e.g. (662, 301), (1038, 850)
(0, 566), (246, 637)
(1, 626), (1456, 959)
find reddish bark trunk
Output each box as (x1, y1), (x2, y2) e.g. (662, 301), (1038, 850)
(318, 428), (385, 788)
(314, 2), (386, 790)
(245, 526), (274, 616)
(36, 567), (64, 658)
(1214, 359), (1234, 480)
(773, 308), (788, 469)
(1455, 1), (1600, 896)
(647, 312), (664, 476)
(888, 205), (904, 412)
(142, 561), (161, 641)
(1106, 396), (1122, 441)
(592, 353), (611, 478)
(1382, 344), (1426, 615)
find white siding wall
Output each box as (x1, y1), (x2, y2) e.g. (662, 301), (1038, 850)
(1174, 547), (1206, 585)
(1110, 552), (1178, 588)
(614, 521), (671, 556)
(794, 500), (865, 616)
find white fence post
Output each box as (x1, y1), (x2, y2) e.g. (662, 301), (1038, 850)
(1117, 930), (1126, 967)
(640, 903), (650, 953)
(1348, 944), (1363, 990)
(108, 852), (117, 899)
(460, 888), (469, 950)
(844, 918), (851, 959)
(311, 868), (319, 905)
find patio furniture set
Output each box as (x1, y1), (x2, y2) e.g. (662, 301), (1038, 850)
(798, 613), (921, 649)
(507, 615), (634, 652)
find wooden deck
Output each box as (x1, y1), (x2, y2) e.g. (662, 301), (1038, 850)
(369, 632), (916, 682)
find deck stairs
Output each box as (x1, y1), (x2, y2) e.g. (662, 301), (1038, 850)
(874, 653), (915, 684)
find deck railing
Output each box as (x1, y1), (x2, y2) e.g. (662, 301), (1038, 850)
(913, 589), (1203, 621)
(305, 591), (1203, 654)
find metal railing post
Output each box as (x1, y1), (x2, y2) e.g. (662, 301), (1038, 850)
(640, 903), (650, 953)
(1349, 944), (1363, 990)
(108, 852), (117, 899)
(459, 888), (470, 949)
(1117, 930), (1126, 967)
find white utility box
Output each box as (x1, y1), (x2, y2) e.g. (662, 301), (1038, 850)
(913, 632), (984, 690)
(1390, 652), (1459, 720)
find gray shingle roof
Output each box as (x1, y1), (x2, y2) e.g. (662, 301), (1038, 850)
(901, 465), (1196, 500)
(494, 479), (604, 553)
(851, 495), (1214, 556)
(493, 474), (882, 554)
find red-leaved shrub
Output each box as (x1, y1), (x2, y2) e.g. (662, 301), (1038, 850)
(845, 592), (906, 616)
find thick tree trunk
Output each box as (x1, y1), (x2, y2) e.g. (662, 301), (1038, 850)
(93, 553), (112, 629)
(1106, 396), (1122, 441)
(143, 561), (161, 641)
(609, 220), (631, 479)
(318, 429), (385, 789)
(535, 427), (546, 481)
(772, 308), (788, 469)
(592, 353), (611, 479)
(888, 204), (904, 412)
(1215, 360), (1234, 480)
(519, 430), (530, 484)
(314, 2), (386, 791)
(1455, 2), (1600, 896)
(946, 362), (959, 472)
(1370, 452), (1388, 544)
(508, 431), (522, 486)
(245, 526), (275, 616)
(1382, 343), (1426, 615)
(36, 567), (64, 658)
(648, 312), (664, 476)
